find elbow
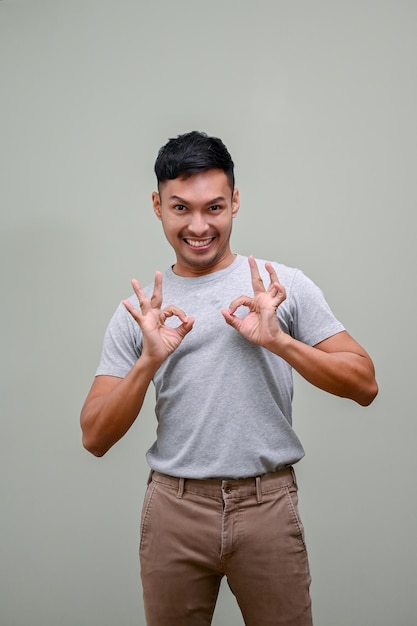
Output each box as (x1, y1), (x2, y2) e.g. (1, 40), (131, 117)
(356, 380), (379, 407)
(82, 432), (109, 457)
(80, 416), (111, 457)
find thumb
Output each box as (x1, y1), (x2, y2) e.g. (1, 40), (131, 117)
(221, 309), (241, 330)
(178, 316), (195, 337)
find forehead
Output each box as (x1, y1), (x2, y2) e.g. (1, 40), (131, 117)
(159, 169), (232, 201)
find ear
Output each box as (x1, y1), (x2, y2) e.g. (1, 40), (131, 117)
(152, 191), (162, 220)
(232, 187), (240, 218)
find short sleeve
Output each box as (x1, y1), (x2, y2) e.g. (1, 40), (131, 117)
(95, 302), (142, 378)
(285, 269), (345, 346)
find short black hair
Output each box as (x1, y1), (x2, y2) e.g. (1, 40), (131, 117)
(154, 131), (235, 190)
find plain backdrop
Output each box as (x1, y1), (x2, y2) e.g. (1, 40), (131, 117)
(1, 1), (416, 625)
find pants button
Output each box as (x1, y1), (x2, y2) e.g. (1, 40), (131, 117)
(224, 486), (232, 494)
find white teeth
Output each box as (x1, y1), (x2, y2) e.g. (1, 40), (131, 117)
(185, 238), (213, 248)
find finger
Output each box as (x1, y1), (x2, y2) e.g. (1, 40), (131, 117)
(270, 281), (287, 304)
(264, 261), (280, 290)
(221, 308), (246, 331)
(122, 298), (141, 322)
(131, 278), (151, 314)
(158, 308), (195, 336)
(221, 308), (240, 328)
(177, 316), (195, 336)
(150, 271), (163, 309)
(160, 305), (189, 322)
(159, 304), (192, 324)
(248, 256), (266, 294)
(225, 294), (254, 315)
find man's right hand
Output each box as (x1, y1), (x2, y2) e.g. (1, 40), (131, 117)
(81, 273), (194, 457)
(122, 271), (194, 367)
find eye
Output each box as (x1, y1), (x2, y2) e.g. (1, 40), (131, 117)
(174, 204), (186, 211)
(208, 205), (221, 212)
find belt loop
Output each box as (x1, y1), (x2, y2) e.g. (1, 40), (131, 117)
(255, 476), (263, 504)
(177, 477), (185, 499)
(147, 470), (154, 486)
(290, 466), (298, 489)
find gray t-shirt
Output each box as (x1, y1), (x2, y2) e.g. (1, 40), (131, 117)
(96, 255), (344, 478)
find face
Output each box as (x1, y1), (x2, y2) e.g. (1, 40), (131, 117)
(152, 168), (240, 277)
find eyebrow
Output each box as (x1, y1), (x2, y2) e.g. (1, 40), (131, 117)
(169, 195), (226, 205)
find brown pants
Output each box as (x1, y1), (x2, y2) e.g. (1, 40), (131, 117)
(140, 467), (313, 625)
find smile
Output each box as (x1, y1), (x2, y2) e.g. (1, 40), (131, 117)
(184, 238), (215, 248)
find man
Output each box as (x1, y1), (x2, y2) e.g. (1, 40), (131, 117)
(81, 131), (378, 625)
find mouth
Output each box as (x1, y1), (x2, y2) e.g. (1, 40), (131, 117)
(183, 237), (215, 249)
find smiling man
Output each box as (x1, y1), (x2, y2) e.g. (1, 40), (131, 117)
(152, 167), (239, 276)
(80, 131), (378, 626)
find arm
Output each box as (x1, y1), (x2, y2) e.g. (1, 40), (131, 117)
(222, 256), (378, 406)
(80, 358), (158, 457)
(269, 330), (377, 406)
(80, 272), (194, 457)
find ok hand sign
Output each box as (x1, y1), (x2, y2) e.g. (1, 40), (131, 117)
(123, 272), (194, 366)
(221, 256), (287, 349)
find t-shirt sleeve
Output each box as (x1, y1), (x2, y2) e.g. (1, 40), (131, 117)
(286, 269), (345, 346)
(95, 302), (142, 378)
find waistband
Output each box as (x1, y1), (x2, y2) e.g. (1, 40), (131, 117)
(149, 466), (296, 503)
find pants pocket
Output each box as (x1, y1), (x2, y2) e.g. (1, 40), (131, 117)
(285, 484), (308, 553)
(139, 480), (157, 551)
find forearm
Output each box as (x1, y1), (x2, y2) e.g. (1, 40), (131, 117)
(81, 356), (159, 456)
(270, 334), (378, 406)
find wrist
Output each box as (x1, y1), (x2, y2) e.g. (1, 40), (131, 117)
(266, 330), (292, 357)
(134, 352), (163, 378)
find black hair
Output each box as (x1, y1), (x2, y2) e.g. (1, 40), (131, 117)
(154, 131), (235, 190)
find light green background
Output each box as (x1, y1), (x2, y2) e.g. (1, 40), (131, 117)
(1, 1), (416, 625)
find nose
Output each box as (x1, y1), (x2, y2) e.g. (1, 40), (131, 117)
(188, 211), (209, 236)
